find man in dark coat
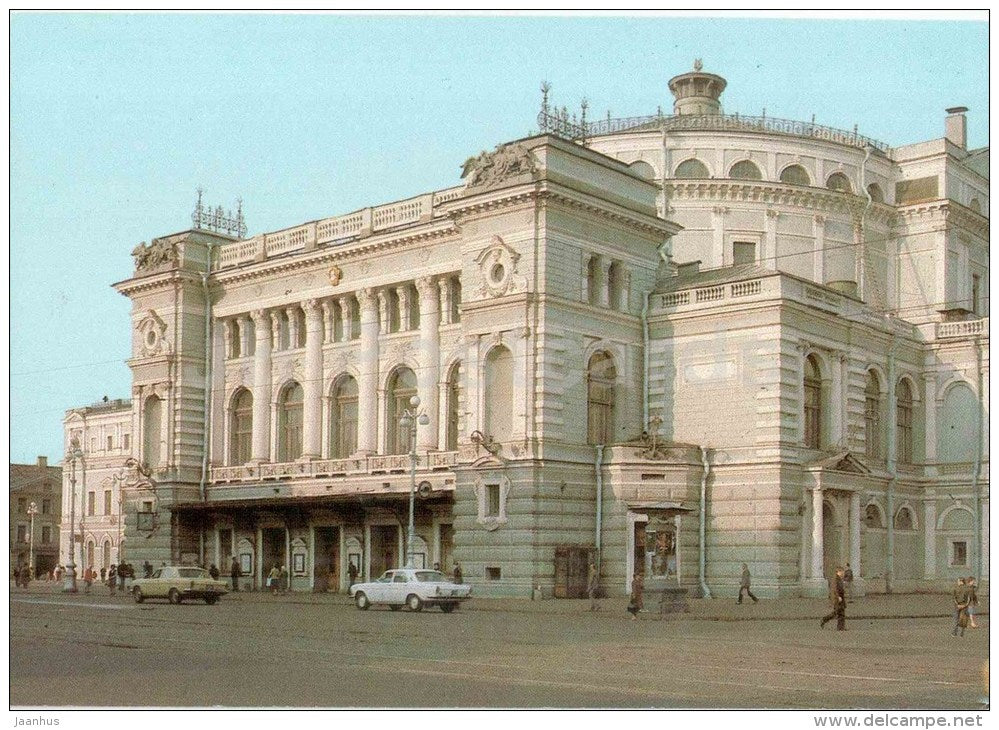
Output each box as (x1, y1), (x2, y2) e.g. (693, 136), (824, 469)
(347, 561), (359, 587)
(820, 566), (847, 630)
(737, 563), (759, 604)
(453, 562), (463, 584)
(230, 557), (241, 592)
(952, 577), (969, 637)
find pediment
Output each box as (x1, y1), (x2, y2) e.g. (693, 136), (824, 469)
(808, 451), (872, 475)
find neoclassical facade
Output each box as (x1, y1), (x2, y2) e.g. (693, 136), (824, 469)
(68, 63), (987, 597)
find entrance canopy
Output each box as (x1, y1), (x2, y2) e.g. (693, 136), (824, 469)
(171, 487), (452, 514)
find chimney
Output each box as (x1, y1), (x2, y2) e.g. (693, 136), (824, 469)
(945, 107), (968, 149)
(37, 456), (47, 469)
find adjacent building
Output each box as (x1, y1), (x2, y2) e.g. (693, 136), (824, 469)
(66, 62), (988, 597)
(11, 456), (62, 577)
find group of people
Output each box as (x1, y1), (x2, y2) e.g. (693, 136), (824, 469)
(266, 565), (291, 594)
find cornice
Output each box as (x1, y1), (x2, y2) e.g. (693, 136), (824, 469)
(113, 267), (203, 297)
(665, 181), (898, 225)
(896, 199), (990, 240)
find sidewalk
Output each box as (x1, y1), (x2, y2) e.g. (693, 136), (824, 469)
(11, 580), (987, 621)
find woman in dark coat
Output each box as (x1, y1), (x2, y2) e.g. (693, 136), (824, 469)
(628, 572), (644, 620)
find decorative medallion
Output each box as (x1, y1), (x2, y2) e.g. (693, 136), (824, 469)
(475, 235), (528, 298)
(137, 310), (171, 357)
(328, 265), (343, 286)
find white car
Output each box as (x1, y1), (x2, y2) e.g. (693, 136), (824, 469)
(350, 568), (472, 612)
(130, 566), (229, 605)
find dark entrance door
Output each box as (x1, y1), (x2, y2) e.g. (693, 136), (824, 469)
(554, 546), (594, 598)
(262, 528), (285, 584)
(438, 523), (454, 572)
(370, 525), (398, 578)
(314, 526), (339, 592)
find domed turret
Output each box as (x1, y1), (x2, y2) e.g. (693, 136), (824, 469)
(668, 59), (727, 116)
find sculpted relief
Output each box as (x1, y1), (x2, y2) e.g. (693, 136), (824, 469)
(461, 142), (540, 191)
(131, 238), (179, 272)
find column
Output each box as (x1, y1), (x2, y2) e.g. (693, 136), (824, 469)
(377, 290), (389, 335)
(711, 206), (726, 267)
(438, 278), (452, 325)
(357, 289), (380, 454)
(849, 491), (862, 577)
(321, 300), (334, 344)
(250, 309), (272, 462)
(830, 353), (845, 447)
(923, 494), (937, 579)
(598, 259), (612, 308)
(810, 488), (824, 580)
(765, 208), (779, 270)
(416, 276), (440, 451)
(398, 285), (412, 330)
(302, 299), (323, 459)
(923, 372), (938, 471)
(287, 306), (300, 348)
(813, 215), (826, 284)
(223, 319), (234, 359)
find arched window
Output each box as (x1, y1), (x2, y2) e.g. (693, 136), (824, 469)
(484, 346), (514, 444)
(278, 382), (304, 462)
(143, 395), (162, 468)
(102, 540), (111, 569)
(896, 379), (914, 464)
(894, 507), (914, 531)
(826, 172), (852, 193)
(939, 383), (977, 463)
(780, 164), (811, 186)
(87, 540), (95, 567)
(387, 368), (417, 455)
(445, 362), (462, 452)
(803, 355), (822, 449)
(230, 389), (253, 465)
(729, 160), (763, 180)
(674, 158), (710, 179)
(864, 504), (884, 529)
(866, 183), (885, 203)
(864, 370), (882, 460)
(587, 352), (617, 445)
(330, 376), (358, 459)
(629, 160), (656, 180)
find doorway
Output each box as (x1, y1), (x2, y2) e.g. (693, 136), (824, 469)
(261, 527), (286, 578)
(438, 523), (454, 572)
(314, 526), (339, 592)
(822, 501), (844, 578)
(369, 525), (399, 578)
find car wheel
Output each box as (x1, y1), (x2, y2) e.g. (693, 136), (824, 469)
(389, 604), (401, 611)
(132, 587), (144, 604)
(440, 602), (456, 613)
(168, 588), (182, 605)
(205, 596), (218, 605)
(406, 594), (423, 612)
(355, 592), (370, 611)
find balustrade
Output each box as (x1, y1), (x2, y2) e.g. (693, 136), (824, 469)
(209, 451), (459, 483)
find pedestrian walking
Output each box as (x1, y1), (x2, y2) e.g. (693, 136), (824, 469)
(230, 557), (241, 591)
(100, 567), (106, 584)
(952, 577), (969, 637)
(966, 576), (979, 629)
(83, 567), (94, 594)
(628, 572), (644, 620)
(453, 562), (463, 584)
(737, 563), (759, 604)
(347, 561), (359, 587)
(12, 566), (20, 587)
(843, 563), (854, 602)
(268, 565), (280, 594)
(587, 561), (600, 611)
(209, 563), (220, 581)
(279, 565), (289, 594)
(119, 562), (128, 592)
(819, 566), (846, 630)
(107, 565), (117, 596)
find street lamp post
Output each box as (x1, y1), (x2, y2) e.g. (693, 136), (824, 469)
(399, 395), (430, 568)
(27, 501), (39, 580)
(62, 436), (84, 593)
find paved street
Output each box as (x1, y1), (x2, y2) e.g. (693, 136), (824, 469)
(10, 587), (988, 709)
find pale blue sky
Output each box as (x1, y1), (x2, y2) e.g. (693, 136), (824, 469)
(9, 13), (988, 463)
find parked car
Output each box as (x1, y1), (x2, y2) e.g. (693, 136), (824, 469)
(350, 568), (472, 612)
(131, 566), (229, 605)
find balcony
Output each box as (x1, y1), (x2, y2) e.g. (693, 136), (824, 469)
(936, 317), (989, 340)
(210, 451), (459, 484)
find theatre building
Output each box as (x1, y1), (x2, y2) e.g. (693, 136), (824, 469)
(70, 63), (987, 597)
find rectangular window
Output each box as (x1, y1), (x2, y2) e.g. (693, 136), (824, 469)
(17, 498), (26, 513)
(486, 567), (501, 581)
(107, 435), (114, 450)
(87, 492), (96, 517)
(17, 525), (27, 543)
(972, 274), (981, 315)
(42, 499), (51, 515)
(951, 541), (968, 567)
(41, 526), (51, 544)
(733, 241), (756, 266)
(104, 490), (112, 516)
(123, 434), (130, 450)
(486, 484), (501, 518)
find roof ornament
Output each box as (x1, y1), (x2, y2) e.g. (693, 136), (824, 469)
(191, 187), (247, 239)
(693, 58), (703, 72)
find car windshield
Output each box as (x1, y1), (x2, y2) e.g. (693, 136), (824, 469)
(414, 571), (449, 583)
(177, 568), (210, 578)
